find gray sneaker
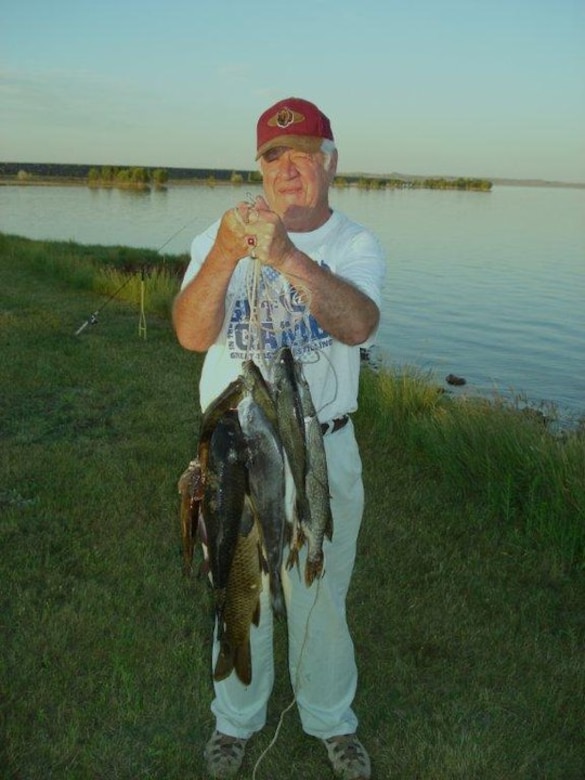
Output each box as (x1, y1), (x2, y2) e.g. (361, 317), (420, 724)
(323, 734), (371, 780)
(204, 730), (247, 779)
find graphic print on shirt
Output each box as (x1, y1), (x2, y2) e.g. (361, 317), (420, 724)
(227, 263), (333, 361)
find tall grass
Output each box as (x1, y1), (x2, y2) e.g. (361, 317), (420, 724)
(357, 367), (584, 570)
(0, 232), (186, 314)
(93, 266), (181, 320)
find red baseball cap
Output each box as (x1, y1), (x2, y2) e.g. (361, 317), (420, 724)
(256, 97), (334, 160)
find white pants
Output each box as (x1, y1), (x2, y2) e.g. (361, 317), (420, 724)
(210, 419), (364, 740)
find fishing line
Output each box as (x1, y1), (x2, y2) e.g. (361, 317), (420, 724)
(251, 577), (322, 780)
(74, 212), (200, 335)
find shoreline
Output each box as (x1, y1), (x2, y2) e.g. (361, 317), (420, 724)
(2, 176), (583, 191)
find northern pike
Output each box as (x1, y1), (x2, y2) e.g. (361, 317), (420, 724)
(202, 410), (249, 639)
(237, 393), (287, 618)
(213, 497), (263, 685)
(294, 355), (334, 585)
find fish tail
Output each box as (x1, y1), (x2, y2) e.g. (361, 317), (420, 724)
(305, 554), (324, 586)
(285, 546), (300, 572)
(270, 573), (286, 619)
(214, 640), (253, 686)
(213, 640), (235, 683)
(325, 509), (334, 542)
(233, 641), (252, 686)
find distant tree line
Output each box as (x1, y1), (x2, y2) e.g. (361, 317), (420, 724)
(0, 162), (257, 184)
(1, 163), (491, 192)
(335, 176), (492, 192)
(88, 166), (168, 189)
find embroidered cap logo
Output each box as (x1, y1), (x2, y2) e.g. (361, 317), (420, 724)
(267, 107), (305, 129)
(276, 108), (295, 128)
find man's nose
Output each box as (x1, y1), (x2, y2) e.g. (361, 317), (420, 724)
(279, 151), (300, 175)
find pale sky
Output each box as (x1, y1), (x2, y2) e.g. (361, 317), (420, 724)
(2, 0), (584, 182)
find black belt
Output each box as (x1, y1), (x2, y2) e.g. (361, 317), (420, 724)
(321, 415), (349, 436)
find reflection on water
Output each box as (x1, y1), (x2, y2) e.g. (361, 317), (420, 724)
(1, 183), (584, 418)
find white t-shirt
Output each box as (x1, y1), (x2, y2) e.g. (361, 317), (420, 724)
(182, 209), (386, 421)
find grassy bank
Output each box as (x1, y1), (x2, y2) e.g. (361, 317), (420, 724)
(1, 233), (583, 779)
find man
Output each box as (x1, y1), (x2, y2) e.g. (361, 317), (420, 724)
(173, 97), (386, 779)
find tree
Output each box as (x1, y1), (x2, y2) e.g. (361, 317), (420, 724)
(152, 169), (168, 186)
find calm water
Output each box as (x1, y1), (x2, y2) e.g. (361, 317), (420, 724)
(1, 183), (584, 419)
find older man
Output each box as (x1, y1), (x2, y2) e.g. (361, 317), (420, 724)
(173, 97), (386, 780)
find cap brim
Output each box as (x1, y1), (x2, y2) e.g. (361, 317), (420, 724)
(256, 135), (323, 160)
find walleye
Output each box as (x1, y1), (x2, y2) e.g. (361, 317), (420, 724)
(272, 347), (311, 549)
(202, 410), (249, 640)
(272, 347), (334, 584)
(241, 359), (279, 429)
(198, 377), (245, 474)
(213, 497), (263, 685)
(237, 392), (287, 617)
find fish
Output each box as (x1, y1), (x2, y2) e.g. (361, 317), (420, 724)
(213, 497), (263, 685)
(197, 377), (245, 475)
(241, 359), (279, 429)
(272, 347), (311, 551)
(177, 458), (205, 577)
(202, 410), (249, 639)
(237, 392), (287, 618)
(293, 356), (334, 585)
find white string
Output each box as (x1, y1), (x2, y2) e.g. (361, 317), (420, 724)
(251, 578), (322, 780)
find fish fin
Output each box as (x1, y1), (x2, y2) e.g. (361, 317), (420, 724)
(325, 510), (334, 542)
(234, 641), (252, 685)
(179, 491), (199, 577)
(215, 598), (227, 642)
(285, 546), (299, 571)
(252, 599), (261, 628)
(213, 640), (235, 682)
(285, 520), (305, 571)
(258, 545), (269, 575)
(196, 558), (211, 581)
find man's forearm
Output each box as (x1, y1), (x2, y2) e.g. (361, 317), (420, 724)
(278, 248), (379, 346)
(172, 248), (235, 352)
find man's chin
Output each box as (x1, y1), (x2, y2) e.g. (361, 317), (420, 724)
(281, 204), (312, 230)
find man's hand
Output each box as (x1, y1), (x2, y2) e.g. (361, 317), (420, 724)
(242, 196), (296, 269)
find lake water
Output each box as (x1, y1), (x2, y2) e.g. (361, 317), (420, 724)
(1, 183), (584, 421)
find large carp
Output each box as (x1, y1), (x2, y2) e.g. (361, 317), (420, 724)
(213, 497), (263, 685)
(202, 410), (248, 640)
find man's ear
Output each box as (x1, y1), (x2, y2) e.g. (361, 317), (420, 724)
(327, 149), (338, 182)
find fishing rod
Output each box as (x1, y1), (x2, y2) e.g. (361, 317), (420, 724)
(74, 215), (198, 336)
(74, 272), (135, 335)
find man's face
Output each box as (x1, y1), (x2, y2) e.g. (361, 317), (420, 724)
(259, 146), (337, 232)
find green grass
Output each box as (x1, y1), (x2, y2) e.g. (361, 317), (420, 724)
(1, 233), (584, 779)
